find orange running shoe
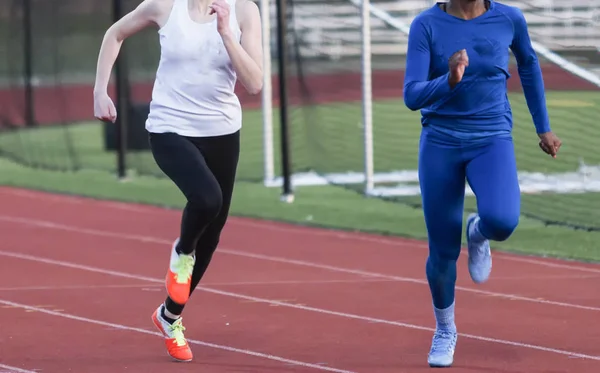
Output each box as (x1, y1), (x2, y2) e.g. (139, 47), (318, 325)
(165, 238), (195, 305)
(152, 304), (193, 362)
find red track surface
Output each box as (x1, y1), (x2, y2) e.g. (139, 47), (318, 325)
(0, 186), (599, 372)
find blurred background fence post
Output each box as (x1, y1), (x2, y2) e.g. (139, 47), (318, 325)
(22, 0), (35, 127)
(275, 0), (294, 202)
(112, 0), (129, 180)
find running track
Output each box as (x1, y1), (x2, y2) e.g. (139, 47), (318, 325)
(0, 186), (599, 372)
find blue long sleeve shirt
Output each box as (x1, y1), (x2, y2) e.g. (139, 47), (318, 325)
(403, 1), (551, 141)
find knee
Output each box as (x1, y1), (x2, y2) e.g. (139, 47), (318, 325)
(188, 185), (223, 221)
(479, 212), (519, 242)
(426, 252), (458, 287)
(427, 254), (457, 274)
(427, 243), (460, 272)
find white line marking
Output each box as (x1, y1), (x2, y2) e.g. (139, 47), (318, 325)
(0, 284), (161, 291)
(0, 250), (160, 283)
(218, 249), (600, 312)
(0, 299), (356, 373)
(0, 215), (599, 312)
(0, 215), (165, 244)
(0, 363), (38, 373)
(493, 254), (600, 272)
(488, 274), (600, 281)
(2, 188), (598, 273)
(2, 250), (600, 362)
(232, 219), (600, 273)
(0, 279), (395, 292)
(205, 279), (397, 286)
(0, 188), (153, 213)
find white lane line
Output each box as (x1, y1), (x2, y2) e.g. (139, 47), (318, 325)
(0, 215), (598, 312)
(0, 299), (356, 373)
(0, 279), (396, 292)
(2, 188), (598, 273)
(0, 363), (38, 373)
(1, 250), (599, 362)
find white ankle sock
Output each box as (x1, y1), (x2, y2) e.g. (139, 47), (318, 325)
(163, 304), (181, 320)
(433, 301), (456, 332)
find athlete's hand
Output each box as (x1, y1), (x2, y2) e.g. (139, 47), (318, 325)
(209, 0), (232, 37)
(448, 49), (469, 88)
(538, 132), (562, 158)
(93, 92), (117, 123)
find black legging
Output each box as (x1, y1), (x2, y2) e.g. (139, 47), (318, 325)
(149, 130), (240, 315)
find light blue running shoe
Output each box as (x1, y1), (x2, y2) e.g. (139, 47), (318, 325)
(427, 329), (458, 367)
(466, 213), (492, 284)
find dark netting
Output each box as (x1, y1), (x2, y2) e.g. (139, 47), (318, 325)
(0, 0), (105, 171)
(0, 0), (265, 182)
(282, 0), (375, 180)
(280, 0), (417, 187)
(287, 0), (600, 231)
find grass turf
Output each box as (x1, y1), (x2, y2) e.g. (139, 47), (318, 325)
(0, 91), (599, 262)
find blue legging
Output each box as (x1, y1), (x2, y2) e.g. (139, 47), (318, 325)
(419, 128), (521, 309)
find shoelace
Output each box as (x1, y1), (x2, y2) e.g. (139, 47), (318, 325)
(431, 331), (456, 353)
(169, 320), (187, 347)
(174, 255), (195, 284)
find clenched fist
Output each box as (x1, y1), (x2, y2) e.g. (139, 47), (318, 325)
(209, 0), (232, 37)
(448, 49), (469, 88)
(94, 92), (117, 123)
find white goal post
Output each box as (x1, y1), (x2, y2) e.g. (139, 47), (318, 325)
(259, 0), (600, 196)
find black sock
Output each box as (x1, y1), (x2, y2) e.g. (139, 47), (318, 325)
(175, 241), (185, 255)
(161, 304), (179, 325)
(165, 297), (186, 316)
(175, 241), (196, 257)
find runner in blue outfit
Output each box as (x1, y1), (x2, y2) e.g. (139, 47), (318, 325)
(403, 0), (562, 367)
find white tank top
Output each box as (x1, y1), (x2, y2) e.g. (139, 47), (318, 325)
(145, 0), (242, 137)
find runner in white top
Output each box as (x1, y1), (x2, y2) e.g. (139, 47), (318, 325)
(93, 0), (262, 362)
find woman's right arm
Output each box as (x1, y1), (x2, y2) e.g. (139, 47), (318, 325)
(93, 0), (166, 122)
(403, 17), (452, 112)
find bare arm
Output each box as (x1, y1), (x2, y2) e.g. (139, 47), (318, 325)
(93, 0), (167, 96)
(215, 0), (263, 94)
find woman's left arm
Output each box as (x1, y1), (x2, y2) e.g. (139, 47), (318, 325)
(509, 8), (551, 134)
(211, 0), (263, 94)
(509, 7), (561, 157)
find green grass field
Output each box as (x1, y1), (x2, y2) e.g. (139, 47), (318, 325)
(1, 91), (599, 262)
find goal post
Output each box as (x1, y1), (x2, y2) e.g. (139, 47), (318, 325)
(360, 0), (374, 193)
(260, 0), (600, 230)
(259, 0), (275, 185)
(260, 0), (375, 193)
